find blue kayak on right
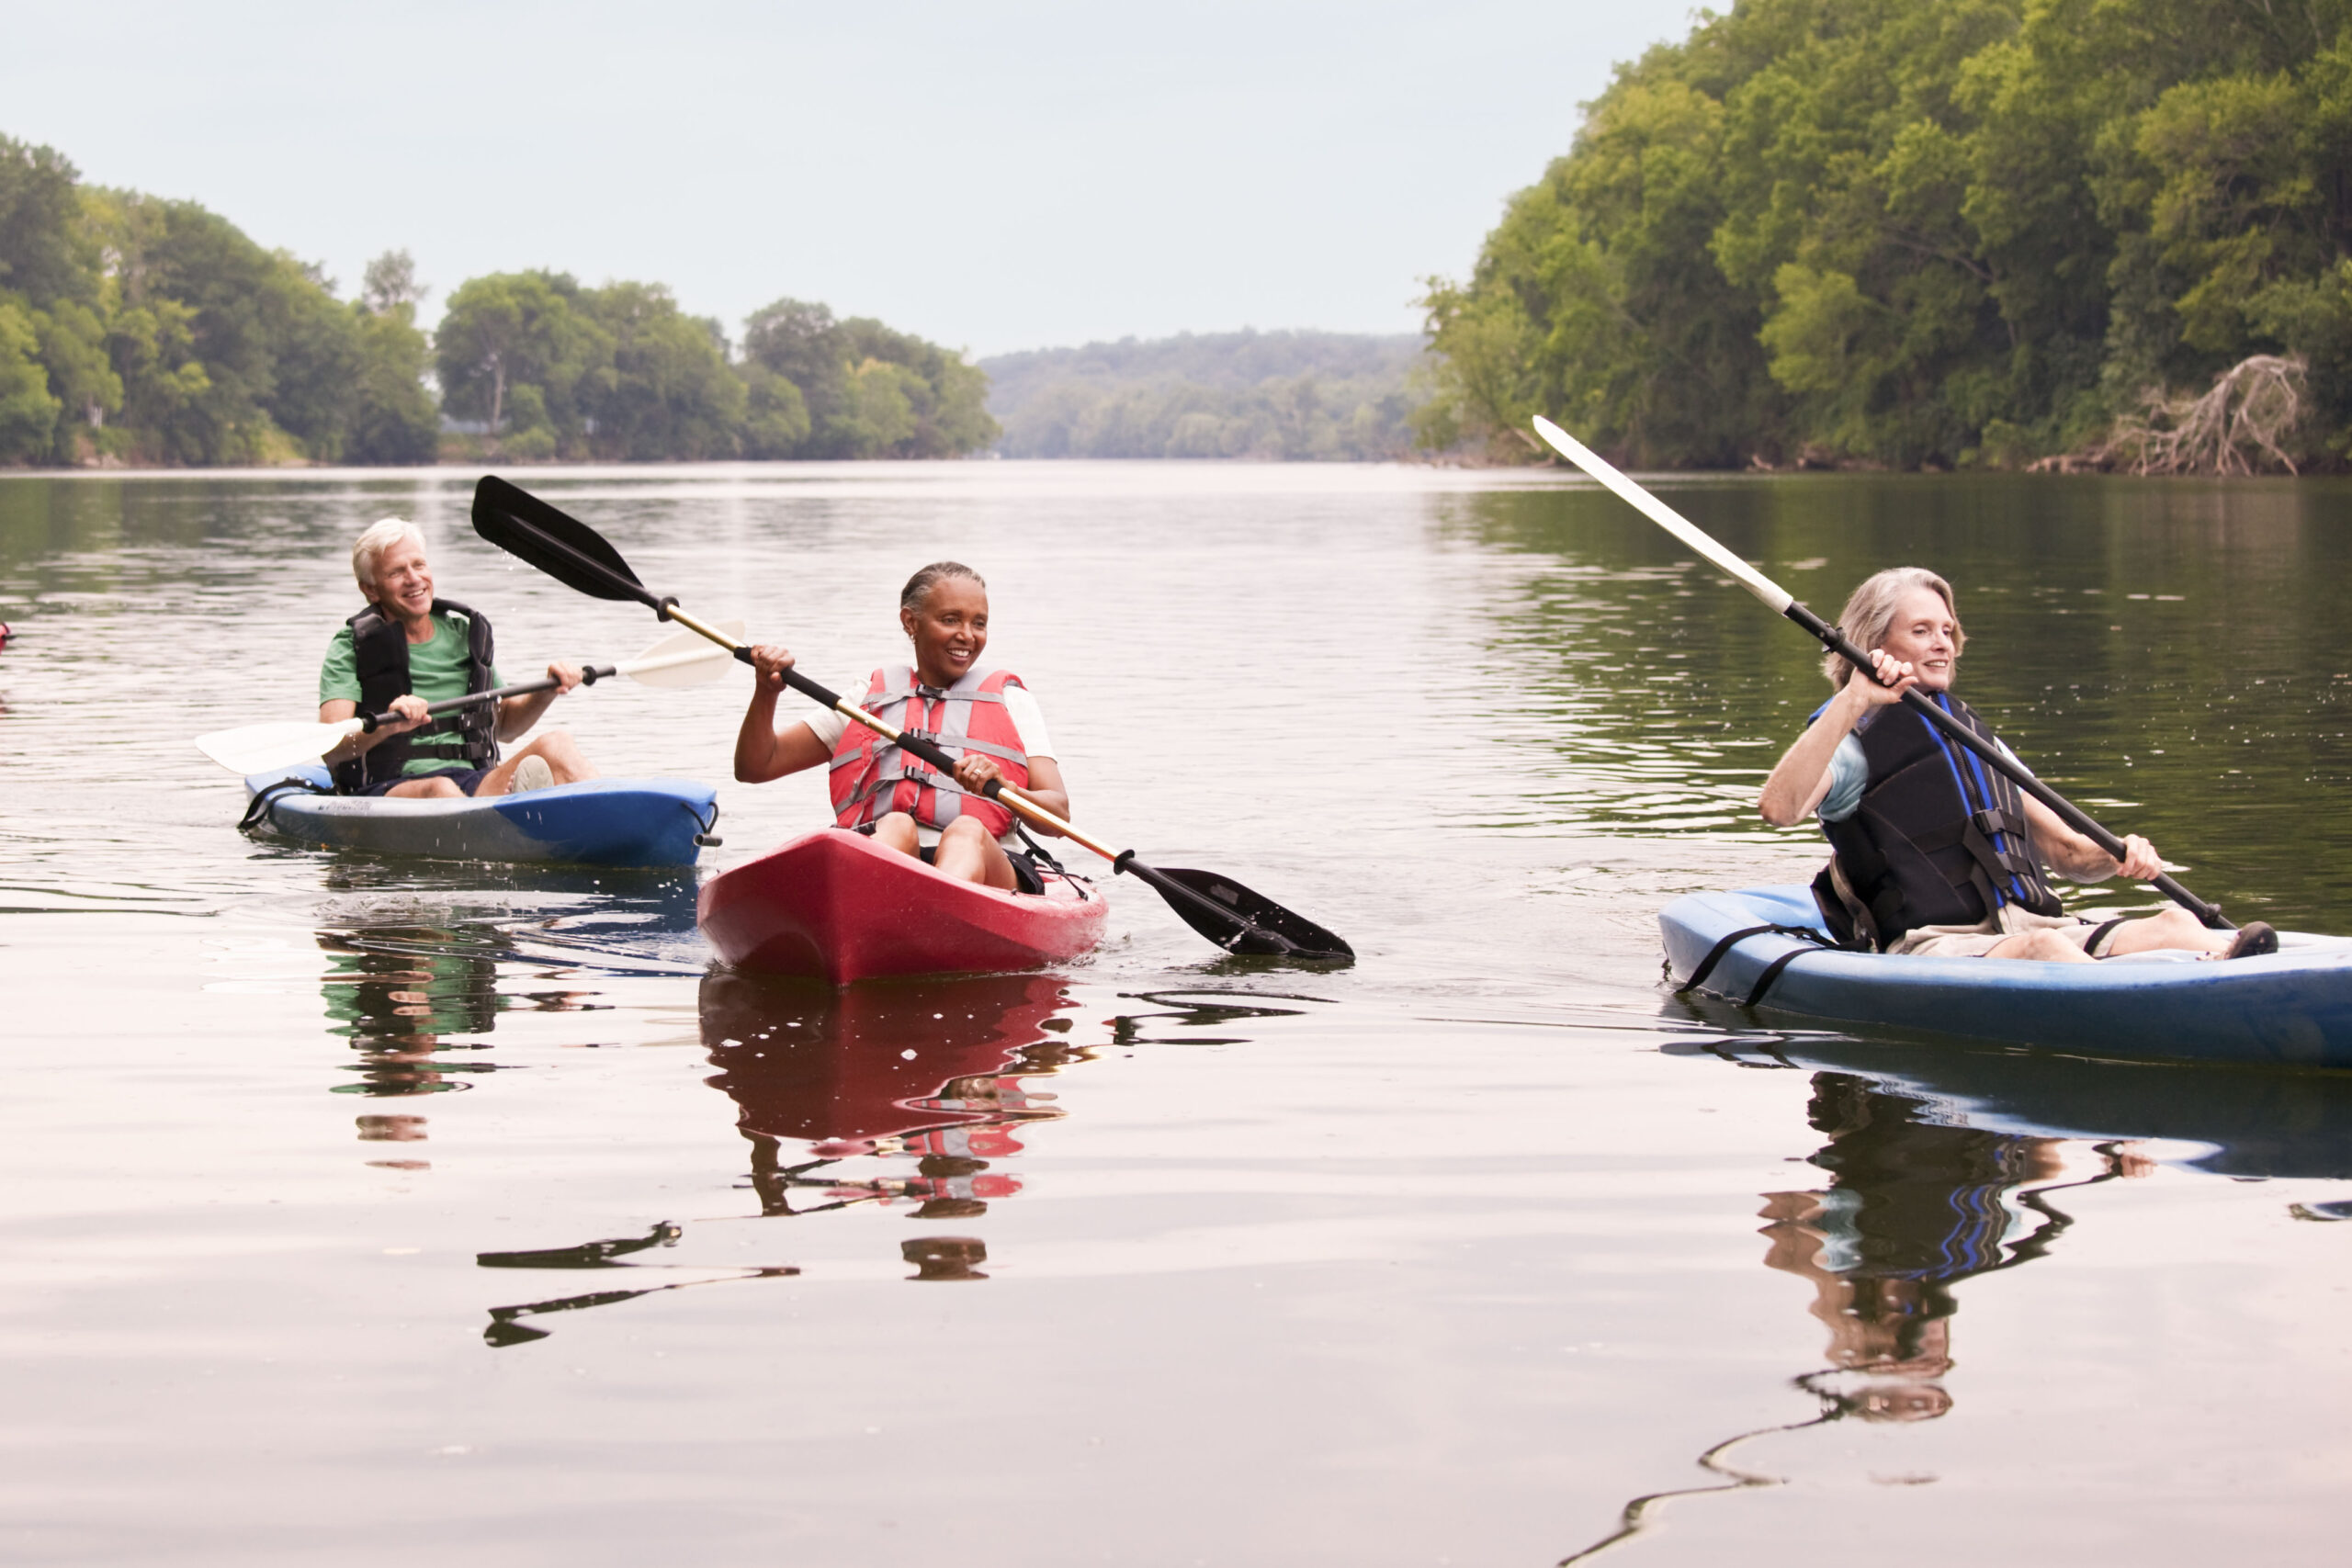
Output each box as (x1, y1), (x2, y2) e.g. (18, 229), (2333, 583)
(1661, 886), (2352, 1069)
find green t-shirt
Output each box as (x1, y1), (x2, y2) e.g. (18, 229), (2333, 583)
(319, 612), (502, 776)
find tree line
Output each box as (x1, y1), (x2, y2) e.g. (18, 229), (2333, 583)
(0, 137), (996, 467)
(979, 331), (1428, 459)
(1420, 0), (2352, 471)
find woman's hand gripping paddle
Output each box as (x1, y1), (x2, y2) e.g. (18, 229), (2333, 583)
(469, 474), (1354, 962)
(1528, 415), (2232, 931)
(192, 622), (743, 776)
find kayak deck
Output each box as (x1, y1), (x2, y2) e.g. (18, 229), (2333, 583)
(698, 827), (1107, 983)
(1661, 886), (2352, 1068)
(241, 764), (719, 868)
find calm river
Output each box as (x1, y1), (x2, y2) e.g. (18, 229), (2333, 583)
(4, 463), (2349, 1564)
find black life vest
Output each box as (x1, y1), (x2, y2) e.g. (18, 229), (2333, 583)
(1812, 693), (2065, 951)
(332, 598), (499, 794)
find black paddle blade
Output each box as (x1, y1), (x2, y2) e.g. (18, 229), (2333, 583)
(1152, 865), (1354, 963)
(470, 475), (656, 607)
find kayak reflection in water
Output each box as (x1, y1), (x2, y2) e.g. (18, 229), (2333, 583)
(317, 518), (597, 800)
(732, 561), (1072, 891)
(1757, 566), (2274, 962)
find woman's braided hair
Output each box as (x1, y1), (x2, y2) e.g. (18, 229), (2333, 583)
(900, 561), (986, 614)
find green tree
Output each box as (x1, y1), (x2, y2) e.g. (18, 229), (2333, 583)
(578, 282), (744, 460)
(0, 301), (61, 462)
(1425, 0), (2352, 468)
(345, 250), (439, 465)
(740, 299), (997, 458)
(435, 271), (610, 448)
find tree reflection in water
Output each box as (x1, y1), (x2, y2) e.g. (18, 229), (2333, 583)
(1561, 1070), (2143, 1562)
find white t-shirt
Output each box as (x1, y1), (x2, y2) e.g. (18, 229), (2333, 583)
(800, 675), (1056, 847)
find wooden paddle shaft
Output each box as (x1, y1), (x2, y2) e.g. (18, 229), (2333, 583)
(661, 603), (1121, 861)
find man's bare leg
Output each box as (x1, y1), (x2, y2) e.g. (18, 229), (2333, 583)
(473, 730), (598, 797)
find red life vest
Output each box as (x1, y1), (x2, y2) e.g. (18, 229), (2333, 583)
(828, 665), (1032, 839)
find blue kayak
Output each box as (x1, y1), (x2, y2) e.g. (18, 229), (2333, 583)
(241, 763), (720, 868)
(1660, 886), (2352, 1069)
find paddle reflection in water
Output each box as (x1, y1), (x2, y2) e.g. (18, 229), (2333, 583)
(1564, 1068), (2141, 1562)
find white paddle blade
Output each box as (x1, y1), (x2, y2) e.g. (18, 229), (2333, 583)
(618, 619), (746, 688)
(1531, 416), (1794, 615)
(195, 717), (363, 774)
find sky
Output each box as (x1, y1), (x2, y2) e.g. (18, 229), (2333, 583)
(2, 0), (1704, 358)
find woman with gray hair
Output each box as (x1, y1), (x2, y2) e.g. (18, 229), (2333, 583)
(1758, 567), (2274, 962)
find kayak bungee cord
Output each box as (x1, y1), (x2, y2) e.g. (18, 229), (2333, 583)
(1529, 414), (2232, 931)
(469, 476), (1352, 963)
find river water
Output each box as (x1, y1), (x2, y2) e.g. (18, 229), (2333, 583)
(4, 463), (2349, 1564)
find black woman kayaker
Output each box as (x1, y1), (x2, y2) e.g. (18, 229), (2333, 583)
(316, 517), (597, 798)
(1758, 566), (2275, 963)
(733, 561), (1071, 892)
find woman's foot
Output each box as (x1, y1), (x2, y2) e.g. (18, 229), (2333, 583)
(2222, 921), (2278, 960)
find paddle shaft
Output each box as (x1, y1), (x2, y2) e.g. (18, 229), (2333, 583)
(354, 648), (717, 732)
(1530, 417), (2232, 931)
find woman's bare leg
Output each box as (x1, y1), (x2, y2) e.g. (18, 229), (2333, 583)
(2101, 906), (2231, 957)
(1984, 929), (2097, 963)
(871, 812), (922, 856)
(933, 817), (1018, 889)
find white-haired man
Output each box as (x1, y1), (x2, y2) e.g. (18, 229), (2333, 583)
(318, 518), (596, 797)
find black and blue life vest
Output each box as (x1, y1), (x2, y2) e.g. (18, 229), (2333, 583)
(1811, 693), (2064, 951)
(332, 598), (499, 794)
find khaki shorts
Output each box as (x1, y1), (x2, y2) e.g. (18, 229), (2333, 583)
(1890, 907), (2120, 959)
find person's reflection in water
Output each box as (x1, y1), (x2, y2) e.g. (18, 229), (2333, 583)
(699, 971), (1086, 1270)
(318, 926), (505, 1129)
(1561, 1069), (2151, 1562)
(319, 923), (594, 1143)
(1758, 1071), (2092, 1421)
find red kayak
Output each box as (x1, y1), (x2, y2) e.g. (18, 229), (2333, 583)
(698, 827), (1109, 982)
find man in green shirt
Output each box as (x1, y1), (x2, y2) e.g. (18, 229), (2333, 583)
(320, 517), (597, 797)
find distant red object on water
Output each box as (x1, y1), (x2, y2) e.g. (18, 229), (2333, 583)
(0, 623), (10, 648)
(699, 827), (1107, 983)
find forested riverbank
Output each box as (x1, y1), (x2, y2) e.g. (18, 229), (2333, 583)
(0, 137), (994, 468)
(1420, 0), (2352, 473)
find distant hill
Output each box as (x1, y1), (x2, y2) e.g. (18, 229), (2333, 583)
(978, 330), (1428, 459)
